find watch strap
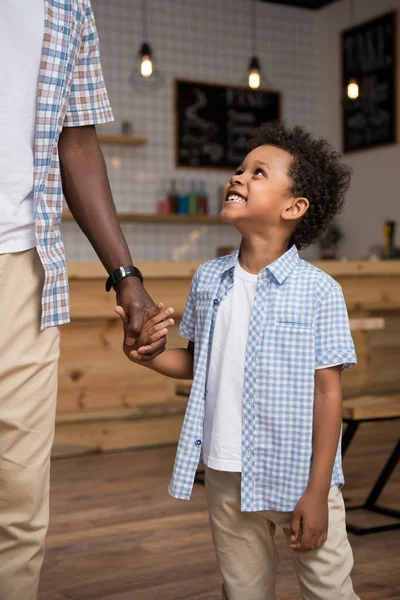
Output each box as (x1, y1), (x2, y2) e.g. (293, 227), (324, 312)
(105, 265), (144, 292)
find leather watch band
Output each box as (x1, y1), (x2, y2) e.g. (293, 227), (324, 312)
(105, 265), (144, 292)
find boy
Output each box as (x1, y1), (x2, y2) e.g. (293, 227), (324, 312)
(117, 121), (360, 600)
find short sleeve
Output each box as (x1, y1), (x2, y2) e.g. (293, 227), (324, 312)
(64, 1), (114, 127)
(178, 268), (200, 342)
(315, 283), (357, 371)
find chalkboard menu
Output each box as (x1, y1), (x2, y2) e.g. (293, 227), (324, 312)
(175, 80), (281, 168)
(342, 12), (397, 153)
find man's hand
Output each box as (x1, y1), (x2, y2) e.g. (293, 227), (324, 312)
(290, 489), (329, 552)
(115, 276), (168, 360)
(115, 302), (175, 363)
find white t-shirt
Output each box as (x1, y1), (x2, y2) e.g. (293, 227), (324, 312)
(203, 259), (342, 473)
(0, 0), (44, 254)
(203, 261), (258, 472)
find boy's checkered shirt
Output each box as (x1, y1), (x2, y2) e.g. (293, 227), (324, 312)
(168, 245), (357, 512)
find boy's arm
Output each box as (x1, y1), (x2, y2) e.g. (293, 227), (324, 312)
(129, 341), (194, 380)
(290, 366), (342, 551)
(308, 366), (343, 495)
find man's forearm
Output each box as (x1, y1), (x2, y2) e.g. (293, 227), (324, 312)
(58, 125), (131, 274)
(58, 125), (167, 356)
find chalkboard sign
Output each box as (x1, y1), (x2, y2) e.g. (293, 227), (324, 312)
(175, 80), (281, 168)
(342, 12), (397, 153)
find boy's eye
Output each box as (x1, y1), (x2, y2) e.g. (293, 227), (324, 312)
(235, 168), (244, 176)
(254, 168), (266, 176)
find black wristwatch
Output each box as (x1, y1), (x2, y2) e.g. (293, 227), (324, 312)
(105, 265), (144, 292)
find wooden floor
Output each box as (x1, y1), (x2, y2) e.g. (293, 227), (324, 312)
(39, 420), (400, 600)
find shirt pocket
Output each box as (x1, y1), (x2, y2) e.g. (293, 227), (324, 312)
(275, 318), (313, 332)
(268, 320), (315, 372)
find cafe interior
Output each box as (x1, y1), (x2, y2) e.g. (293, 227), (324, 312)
(40, 0), (400, 598)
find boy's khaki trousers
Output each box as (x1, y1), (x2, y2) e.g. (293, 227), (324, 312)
(0, 249), (59, 600)
(205, 467), (360, 600)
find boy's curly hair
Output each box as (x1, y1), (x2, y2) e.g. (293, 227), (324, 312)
(249, 121), (351, 249)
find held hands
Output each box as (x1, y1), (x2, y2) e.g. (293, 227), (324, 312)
(115, 303), (175, 363)
(290, 489), (329, 552)
(115, 276), (169, 360)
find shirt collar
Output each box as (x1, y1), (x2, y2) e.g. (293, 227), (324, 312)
(221, 244), (300, 285)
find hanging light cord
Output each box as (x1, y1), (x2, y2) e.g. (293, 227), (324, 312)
(251, 0), (257, 57)
(141, 0), (148, 42)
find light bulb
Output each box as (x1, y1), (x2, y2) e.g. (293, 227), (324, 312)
(347, 79), (359, 99)
(141, 55), (153, 77)
(249, 70), (260, 89)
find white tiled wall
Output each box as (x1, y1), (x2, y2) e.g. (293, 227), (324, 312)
(62, 0), (320, 262)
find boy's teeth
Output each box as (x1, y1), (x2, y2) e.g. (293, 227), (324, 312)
(227, 194), (246, 204)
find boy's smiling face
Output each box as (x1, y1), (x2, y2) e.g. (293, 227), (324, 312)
(221, 144), (309, 235)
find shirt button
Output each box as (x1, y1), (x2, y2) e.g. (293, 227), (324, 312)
(229, 269), (234, 279)
(213, 299), (220, 306)
(195, 439), (202, 446)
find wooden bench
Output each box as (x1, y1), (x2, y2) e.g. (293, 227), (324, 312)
(342, 393), (400, 535)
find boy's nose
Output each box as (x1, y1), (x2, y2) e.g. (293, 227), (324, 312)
(230, 173), (245, 185)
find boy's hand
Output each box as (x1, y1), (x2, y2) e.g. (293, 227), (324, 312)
(115, 303), (174, 362)
(290, 489), (329, 552)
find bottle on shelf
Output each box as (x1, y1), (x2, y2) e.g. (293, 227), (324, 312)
(167, 179), (179, 214)
(157, 178), (169, 214)
(178, 181), (190, 215)
(198, 181), (208, 215)
(217, 185), (225, 214)
(188, 181), (199, 216)
(383, 219), (397, 259)
(155, 199), (165, 214)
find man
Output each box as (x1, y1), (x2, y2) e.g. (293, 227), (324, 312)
(0, 2), (164, 598)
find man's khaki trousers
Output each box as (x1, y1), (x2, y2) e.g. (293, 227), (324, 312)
(0, 249), (59, 600)
(205, 467), (360, 600)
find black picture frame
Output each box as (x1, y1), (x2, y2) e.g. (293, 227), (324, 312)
(175, 79), (281, 169)
(341, 11), (397, 154)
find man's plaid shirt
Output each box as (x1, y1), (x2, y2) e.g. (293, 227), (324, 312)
(35, 0), (113, 328)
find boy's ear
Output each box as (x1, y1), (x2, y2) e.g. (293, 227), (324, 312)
(282, 196), (309, 221)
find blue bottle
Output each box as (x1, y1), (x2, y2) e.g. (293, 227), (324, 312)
(178, 181), (189, 215)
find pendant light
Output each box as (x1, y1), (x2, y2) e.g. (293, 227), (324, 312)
(129, 0), (163, 92)
(346, 0), (359, 100)
(140, 42), (153, 78)
(248, 0), (261, 89)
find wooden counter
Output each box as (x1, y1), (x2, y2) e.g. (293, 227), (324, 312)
(55, 260), (400, 456)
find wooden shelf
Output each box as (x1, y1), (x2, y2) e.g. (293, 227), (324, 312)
(97, 134), (148, 146)
(62, 211), (224, 224)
